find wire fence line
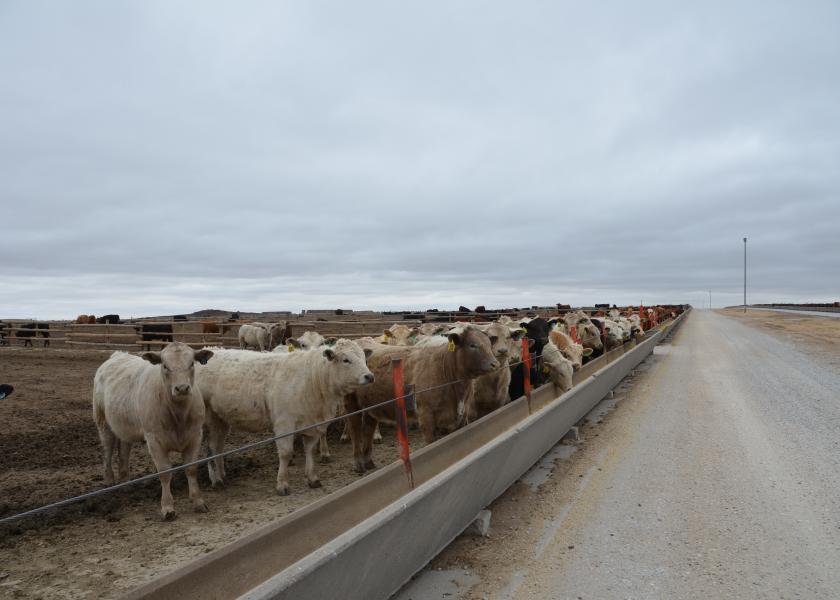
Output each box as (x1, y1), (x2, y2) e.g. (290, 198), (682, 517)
(0, 349), (550, 526)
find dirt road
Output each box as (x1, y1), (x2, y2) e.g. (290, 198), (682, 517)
(399, 309), (840, 599)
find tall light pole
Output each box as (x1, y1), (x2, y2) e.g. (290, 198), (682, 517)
(743, 237), (748, 313)
(709, 290), (712, 310)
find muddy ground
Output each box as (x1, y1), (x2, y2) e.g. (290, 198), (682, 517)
(0, 347), (422, 599)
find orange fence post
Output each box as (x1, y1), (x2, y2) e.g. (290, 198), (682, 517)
(391, 358), (414, 489)
(521, 337), (532, 413)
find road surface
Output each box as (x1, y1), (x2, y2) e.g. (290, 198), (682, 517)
(398, 309), (840, 599)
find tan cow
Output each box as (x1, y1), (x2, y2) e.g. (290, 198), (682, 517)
(472, 323), (525, 419)
(92, 343), (214, 520)
(344, 325), (499, 473)
(198, 340), (373, 495)
(541, 340), (575, 395)
(381, 324), (420, 346)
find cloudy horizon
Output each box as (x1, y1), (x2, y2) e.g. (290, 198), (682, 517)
(2, 1), (838, 319)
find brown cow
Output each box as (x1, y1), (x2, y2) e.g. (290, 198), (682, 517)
(344, 325), (499, 473)
(201, 321), (220, 334)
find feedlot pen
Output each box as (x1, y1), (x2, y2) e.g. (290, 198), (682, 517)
(0, 347), (425, 599)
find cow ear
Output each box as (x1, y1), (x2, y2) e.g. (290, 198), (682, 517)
(324, 337), (338, 346)
(447, 331), (462, 346)
(509, 329), (524, 341)
(142, 352), (162, 365)
(363, 348), (373, 360)
(193, 349), (214, 365)
(582, 348), (593, 357)
(323, 348), (336, 361)
(287, 338), (301, 349)
(382, 329), (392, 338)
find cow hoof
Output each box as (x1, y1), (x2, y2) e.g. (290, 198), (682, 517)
(308, 479), (322, 489)
(373, 436), (383, 445)
(364, 460), (376, 471)
(319, 455), (331, 464)
(354, 465), (366, 475)
(194, 501), (209, 513)
(276, 486), (290, 496)
(162, 510), (177, 521)
(211, 479), (226, 489)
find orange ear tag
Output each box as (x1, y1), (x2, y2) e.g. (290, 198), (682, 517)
(447, 340), (456, 352)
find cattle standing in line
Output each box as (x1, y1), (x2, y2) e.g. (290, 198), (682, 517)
(197, 340), (374, 495)
(92, 343), (214, 520)
(345, 325), (499, 473)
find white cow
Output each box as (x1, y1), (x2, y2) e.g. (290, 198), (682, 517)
(238, 323), (271, 351)
(92, 342), (214, 520)
(197, 340), (374, 495)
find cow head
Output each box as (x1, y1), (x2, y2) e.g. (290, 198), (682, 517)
(288, 330), (326, 351)
(541, 342), (574, 394)
(322, 339), (375, 392)
(479, 323), (518, 367)
(143, 342), (213, 399)
(548, 330), (591, 371)
(384, 324), (420, 346)
(448, 325), (500, 376)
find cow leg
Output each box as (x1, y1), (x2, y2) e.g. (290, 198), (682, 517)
(273, 435), (294, 496)
(418, 407), (437, 444)
(144, 435), (176, 520)
(360, 414), (377, 471)
(340, 420), (351, 442)
(373, 423), (383, 444)
(205, 411), (229, 487)
(319, 433), (331, 463)
(97, 426), (117, 486)
(303, 434), (322, 488)
(117, 440), (132, 482)
(182, 434), (208, 513)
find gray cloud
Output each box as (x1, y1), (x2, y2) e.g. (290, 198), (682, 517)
(1, 1), (838, 318)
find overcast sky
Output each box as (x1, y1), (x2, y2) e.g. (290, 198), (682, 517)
(1, 1), (838, 318)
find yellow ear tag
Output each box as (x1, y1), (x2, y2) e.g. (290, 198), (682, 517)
(287, 344), (294, 352)
(542, 366), (550, 375)
(380, 335), (388, 343)
(447, 340), (456, 352)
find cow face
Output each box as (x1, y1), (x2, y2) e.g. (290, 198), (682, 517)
(322, 339), (375, 391)
(448, 326), (500, 376)
(143, 342), (213, 399)
(480, 323), (516, 366)
(384, 324), (419, 346)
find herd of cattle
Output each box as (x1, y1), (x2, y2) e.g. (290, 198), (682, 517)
(91, 306), (681, 519)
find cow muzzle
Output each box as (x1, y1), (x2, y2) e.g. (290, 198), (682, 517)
(360, 373), (375, 385)
(173, 384), (191, 396)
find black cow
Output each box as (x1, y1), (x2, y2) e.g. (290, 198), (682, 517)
(16, 323), (49, 347)
(96, 314), (121, 324)
(140, 323), (173, 343)
(173, 315), (188, 321)
(520, 317), (559, 386)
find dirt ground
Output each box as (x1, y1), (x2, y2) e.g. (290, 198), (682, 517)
(0, 346), (422, 599)
(716, 308), (840, 368)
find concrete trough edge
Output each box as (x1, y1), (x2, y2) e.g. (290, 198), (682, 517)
(241, 311), (689, 600)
